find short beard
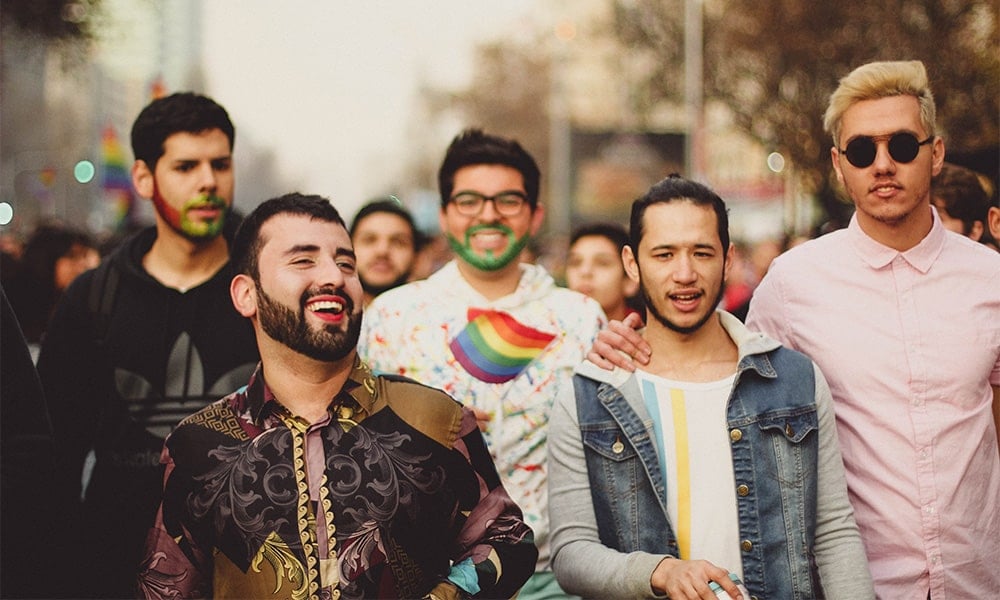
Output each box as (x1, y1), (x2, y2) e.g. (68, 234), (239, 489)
(360, 271), (410, 297)
(255, 280), (362, 362)
(639, 270), (725, 336)
(446, 225), (529, 272)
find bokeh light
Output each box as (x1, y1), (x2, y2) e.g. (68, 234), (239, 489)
(0, 202), (13, 226)
(767, 152), (785, 173)
(74, 160), (96, 183)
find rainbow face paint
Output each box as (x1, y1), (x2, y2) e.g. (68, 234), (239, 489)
(152, 190), (229, 240)
(446, 223), (529, 272)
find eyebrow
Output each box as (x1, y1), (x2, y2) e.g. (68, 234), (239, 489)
(283, 244), (356, 259)
(649, 242), (717, 250)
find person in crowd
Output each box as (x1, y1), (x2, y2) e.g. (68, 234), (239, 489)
(586, 60), (1000, 599)
(138, 193), (536, 600)
(4, 222), (99, 356)
(36, 92), (260, 598)
(565, 222), (641, 322)
(349, 196), (422, 306)
(1, 284), (62, 598)
(930, 161), (996, 249)
(548, 174), (873, 600)
(360, 129), (606, 599)
(990, 195), (1000, 248)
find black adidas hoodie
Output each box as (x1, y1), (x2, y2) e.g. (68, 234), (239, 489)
(37, 226), (259, 598)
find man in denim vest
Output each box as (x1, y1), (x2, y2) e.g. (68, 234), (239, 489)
(547, 175), (873, 599)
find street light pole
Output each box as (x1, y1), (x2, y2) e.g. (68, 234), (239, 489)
(684, 0), (705, 182)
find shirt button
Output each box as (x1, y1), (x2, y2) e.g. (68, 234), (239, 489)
(737, 484), (750, 496)
(741, 540), (753, 551)
(730, 429), (743, 442)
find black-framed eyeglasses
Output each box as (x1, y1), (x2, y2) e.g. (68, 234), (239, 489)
(449, 190), (528, 217)
(838, 132), (933, 168)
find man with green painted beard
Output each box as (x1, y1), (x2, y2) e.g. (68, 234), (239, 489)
(37, 92), (259, 598)
(360, 129), (607, 600)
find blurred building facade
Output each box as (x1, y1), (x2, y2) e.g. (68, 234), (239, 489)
(1, 0), (205, 242)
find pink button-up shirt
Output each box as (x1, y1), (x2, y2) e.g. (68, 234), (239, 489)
(746, 209), (1000, 600)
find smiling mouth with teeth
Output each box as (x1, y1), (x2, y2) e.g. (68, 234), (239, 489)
(308, 300), (344, 314)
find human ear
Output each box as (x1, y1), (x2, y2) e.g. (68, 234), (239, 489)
(230, 273), (257, 318)
(132, 160), (155, 199)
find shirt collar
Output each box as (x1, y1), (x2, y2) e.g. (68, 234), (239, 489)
(848, 205), (945, 273)
(246, 356), (380, 427)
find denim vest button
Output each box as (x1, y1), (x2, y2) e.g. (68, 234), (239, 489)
(737, 484), (750, 496)
(741, 540), (753, 551)
(730, 428), (743, 442)
(612, 439), (624, 454)
(785, 423), (794, 437)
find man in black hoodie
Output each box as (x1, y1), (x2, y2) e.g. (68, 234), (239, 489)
(37, 92), (259, 599)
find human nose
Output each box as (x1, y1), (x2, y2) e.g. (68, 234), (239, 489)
(317, 257), (347, 287)
(373, 237), (392, 255)
(196, 162), (218, 192)
(673, 255), (696, 283)
(871, 140), (897, 175)
(477, 197), (502, 220)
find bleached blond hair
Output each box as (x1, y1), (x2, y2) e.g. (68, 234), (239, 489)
(823, 60), (937, 146)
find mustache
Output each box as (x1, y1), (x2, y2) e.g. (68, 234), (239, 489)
(185, 193), (228, 209)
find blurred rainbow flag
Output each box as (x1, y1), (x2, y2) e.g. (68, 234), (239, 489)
(101, 122), (134, 229)
(449, 308), (556, 383)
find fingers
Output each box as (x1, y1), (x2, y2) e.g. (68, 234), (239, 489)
(622, 311), (645, 330)
(586, 318), (651, 372)
(651, 558), (740, 600)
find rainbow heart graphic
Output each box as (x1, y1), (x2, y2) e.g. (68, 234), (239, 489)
(449, 308), (556, 383)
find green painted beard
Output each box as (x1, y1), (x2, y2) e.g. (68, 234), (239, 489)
(177, 193), (228, 239)
(446, 223), (530, 271)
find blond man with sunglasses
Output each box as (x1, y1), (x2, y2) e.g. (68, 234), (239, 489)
(742, 61), (1000, 599)
(588, 60), (1000, 599)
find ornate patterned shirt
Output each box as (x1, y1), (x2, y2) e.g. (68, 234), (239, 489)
(138, 358), (537, 600)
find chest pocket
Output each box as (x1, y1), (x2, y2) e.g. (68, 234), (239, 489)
(581, 424), (637, 462)
(755, 408), (817, 444)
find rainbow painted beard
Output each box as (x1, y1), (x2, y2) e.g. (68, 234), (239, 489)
(448, 308), (556, 383)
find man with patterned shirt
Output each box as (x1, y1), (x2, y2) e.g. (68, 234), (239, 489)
(359, 129), (606, 599)
(139, 193), (536, 600)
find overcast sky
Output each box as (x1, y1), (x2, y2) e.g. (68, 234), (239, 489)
(201, 1), (538, 218)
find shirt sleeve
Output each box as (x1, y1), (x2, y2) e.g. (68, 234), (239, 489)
(449, 408), (538, 599)
(546, 380), (668, 599)
(136, 447), (211, 599)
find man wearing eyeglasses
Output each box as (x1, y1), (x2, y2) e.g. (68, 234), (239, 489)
(590, 60), (1000, 599)
(360, 129), (607, 599)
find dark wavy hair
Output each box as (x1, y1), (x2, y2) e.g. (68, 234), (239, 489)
(629, 174), (730, 255)
(130, 92), (235, 169)
(231, 193), (346, 279)
(437, 128), (540, 209)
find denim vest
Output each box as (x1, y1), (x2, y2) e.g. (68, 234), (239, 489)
(573, 346), (824, 599)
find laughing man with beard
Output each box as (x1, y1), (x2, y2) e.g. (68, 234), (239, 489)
(138, 193), (537, 600)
